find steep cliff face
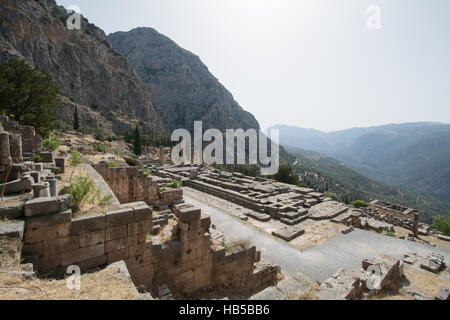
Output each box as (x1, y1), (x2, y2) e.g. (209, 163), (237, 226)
(0, 0), (166, 135)
(109, 27), (260, 133)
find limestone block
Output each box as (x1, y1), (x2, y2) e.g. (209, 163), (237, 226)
(70, 214), (105, 235)
(106, 208), (134, 227)
(61, 243), (105, 266)
(107, 248), (129, 265)
(79, 230), (105, 248)
(0, 200), (25, 219)
(106, 225), (127, 241)
(39, 151), (55, 163)
(55, 157), (65, 173)
(105, 235), (139, 253)
(24, 223), (70, 244)
(32, 182), (50, 198)
(0, 220), (25, 239)
(44, 236), (79, 256)
(127, 220), (152, 236)
(26, 209), (72, 228)
(24, 194), (71, 217)
(0, 177), (32, 195)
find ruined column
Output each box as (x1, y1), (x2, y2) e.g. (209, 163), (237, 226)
(9, 133), (23, 163)
(45, 177), (58, 197)
(413, 213), (419, 238)
(0, 131), (12, 166)
(159, 146), (164, 166)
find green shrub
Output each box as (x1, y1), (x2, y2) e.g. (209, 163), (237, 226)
(31, 153), (42, 163)
(78, 126), (91, 135)
(350, 200), (370, 208)
(96, 143), (107, 153)
(69, 177), (100, 211)
(432, 214), (450, 236)
(109, 161), (117, 168)
(43, 134), (61, 151)
(54, 120), (71, 132)
(94, 128), (105, 141)
(165, 180), (182, 189)
(386, 231), (396, 238)
(100, 194), (114, 206)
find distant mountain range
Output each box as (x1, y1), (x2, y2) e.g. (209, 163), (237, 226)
(270, 123), (450, 221)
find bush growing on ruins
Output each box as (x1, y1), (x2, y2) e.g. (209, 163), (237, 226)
(69, 176), (100, 211)
(325, 191), (343, 203)
(43, 134), (61, 151)
(432, 213), (450, 236)
(0, 59), (59, 137)
(350, 200), (370, 208)
(69, 148), (87, 182)
(109, 161), (117, 168)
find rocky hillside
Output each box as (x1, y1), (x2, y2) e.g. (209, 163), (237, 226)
(0, 0), (166, 135)
(108, 27), (260, 133)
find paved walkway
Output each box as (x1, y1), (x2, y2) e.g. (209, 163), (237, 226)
(184, 194), (450, 283)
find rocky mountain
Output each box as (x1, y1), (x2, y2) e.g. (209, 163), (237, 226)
(271, 123), (450, 211)
(0, 0), (166, 135)
(108, 27), (260, 133)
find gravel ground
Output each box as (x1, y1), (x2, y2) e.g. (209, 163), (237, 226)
(184, 192), (450, 283)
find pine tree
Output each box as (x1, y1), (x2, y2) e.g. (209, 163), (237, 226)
(73, 106), (80, 130)
(0, 59), (59, 136)
(133, 125), (142, 156)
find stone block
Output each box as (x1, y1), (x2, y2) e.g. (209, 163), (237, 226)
(106, 208), (134, 227)
(175, 205), (201, 222)
(26, 209), (72, 228)
(39, 151), (55, 163)
(24, 223), (70, 243)
(0, 201), (25, 220)
(24, 194), (71, 217)
(0, 178), (32, 195)
(79, 230), (105, 248)
(44, 236), (79, 256)
(105, 235), (139, 253)
(0, 221), (25, 239)
(70, 214), (105, 235)
(106, 225), (127, 241)
(61, 244), (105, 266)
(133, 203), (152, 222)
(127, 220), (152, 236)
(107, 248), (129, 265)
(55, 157), (65, 174)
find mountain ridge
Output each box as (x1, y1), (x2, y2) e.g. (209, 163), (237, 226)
(108, 27), (260, 133)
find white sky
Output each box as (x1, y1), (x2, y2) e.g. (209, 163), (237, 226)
(56, 0), (450, 132)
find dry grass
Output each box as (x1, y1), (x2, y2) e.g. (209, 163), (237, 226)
(0, 236), (21, 272)
(402, 264), (450, 298)
(1, 236), (138, 300)
(0, 267), (139, 300)
(292, 283), (320, 300)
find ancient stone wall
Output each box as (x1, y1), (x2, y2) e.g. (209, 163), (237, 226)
(22, 201), (278, 295)
(0, 118), (41, 156)
(93, 163), (159, 205)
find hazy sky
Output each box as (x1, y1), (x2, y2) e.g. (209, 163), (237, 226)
(56, 0), (450, 132)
